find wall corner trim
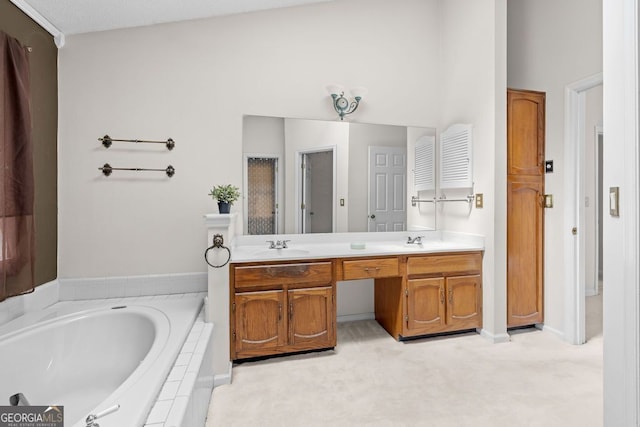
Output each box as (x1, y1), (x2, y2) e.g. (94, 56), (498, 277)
(8, 0), (65, 48)
(480, 329), (511, 343)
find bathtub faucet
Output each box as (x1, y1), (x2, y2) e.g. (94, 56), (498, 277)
(86, 404), (120, 427)
(9, 393), (30, 406)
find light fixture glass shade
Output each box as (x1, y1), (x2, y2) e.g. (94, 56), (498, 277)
(350, 86), (368, 98)
(326, 84), (344, 96)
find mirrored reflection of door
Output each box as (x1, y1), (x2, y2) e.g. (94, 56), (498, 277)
(301, 150), (333, 233)
(247, 157), (278, 235)
(368, 146), (407, 232)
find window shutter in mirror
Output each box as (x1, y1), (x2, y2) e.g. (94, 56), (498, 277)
(414, 135), (435, 191)
(439, 124), (473, 189)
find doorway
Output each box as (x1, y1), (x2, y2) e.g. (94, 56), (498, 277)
(298, 149), (335, 233)
(564, 73), (603, 345)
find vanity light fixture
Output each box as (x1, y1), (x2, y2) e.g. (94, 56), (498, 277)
(326, 84), (367, 121)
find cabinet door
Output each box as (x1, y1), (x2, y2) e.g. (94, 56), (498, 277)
(406, 278), (445, 333)
(507, 89), (545, 176)
(446, 275), (482, 329)
(507, 177), (544, 327)
(288, 287), (335, 349)
(235, 290), (286, 355)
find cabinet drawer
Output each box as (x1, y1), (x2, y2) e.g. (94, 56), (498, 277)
(342, 258), (399, 280)
(234, 262), (332, 289)
(407, 253), (482, 276)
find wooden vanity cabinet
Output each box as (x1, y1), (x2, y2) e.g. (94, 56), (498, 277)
(231, 251), (483, 358)
(231, 261), (336, 360)
(405, 274), (482, 336)
(375, 251), (483, 340)
(403, 253), (482, 338)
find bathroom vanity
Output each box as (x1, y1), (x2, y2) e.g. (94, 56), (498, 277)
(228, 233), (483, 361)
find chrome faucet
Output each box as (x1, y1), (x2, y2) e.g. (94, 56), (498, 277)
(267, 240), (290, 249)
(407, 236), (424, 244)
(9, 393), (30, 406)
(86, 404), (120, 427)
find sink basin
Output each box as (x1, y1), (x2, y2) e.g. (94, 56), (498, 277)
(369, 242), (462, 253)
(369, 243), (423, 252)
(252, 249), (310, 257)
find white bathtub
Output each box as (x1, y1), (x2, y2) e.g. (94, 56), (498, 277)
(0, 295), (205, 427)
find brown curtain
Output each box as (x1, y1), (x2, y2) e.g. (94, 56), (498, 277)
(0, 31), (34, 302)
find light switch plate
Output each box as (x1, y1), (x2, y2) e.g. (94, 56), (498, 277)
(610, 187), (619, 217)
(475, 193), (483, 208)
(544, 194), (553, 208)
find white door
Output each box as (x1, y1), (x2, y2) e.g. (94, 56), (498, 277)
(368, 146), (407, 232)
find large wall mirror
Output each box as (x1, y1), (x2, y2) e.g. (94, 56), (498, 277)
(242, 115), (437, 235)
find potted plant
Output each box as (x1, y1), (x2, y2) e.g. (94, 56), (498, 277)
(209, 184), (240, 214)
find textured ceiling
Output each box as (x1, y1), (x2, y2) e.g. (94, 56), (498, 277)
(20, 0), (335, 35)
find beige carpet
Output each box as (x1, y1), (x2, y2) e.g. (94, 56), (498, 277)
(207, 317), (602, 427)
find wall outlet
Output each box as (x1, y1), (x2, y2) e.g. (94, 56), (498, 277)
(475, 193), (483, 208)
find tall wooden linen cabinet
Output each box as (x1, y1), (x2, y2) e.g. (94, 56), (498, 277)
(507, 89), (545, 328)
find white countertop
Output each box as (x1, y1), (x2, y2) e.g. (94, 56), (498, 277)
(230, 231), (484, 263)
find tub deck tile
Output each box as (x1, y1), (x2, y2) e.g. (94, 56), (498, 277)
(177, 372), (197, 397)
(173, 352), (192, 367)
(147, 400), (172, 424)
(158, 381), (180, 401)
(167, 365), (187, 382)
(164, 396), (189, 427)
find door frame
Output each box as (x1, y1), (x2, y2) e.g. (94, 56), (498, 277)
(563, 72), (602, 345)
(294, 146), (337, 234)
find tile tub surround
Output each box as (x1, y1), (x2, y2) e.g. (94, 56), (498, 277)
(59, 272), (207, 301)
(0, 273), (208, 328)
(144, 309), (214, 427)
(230, 230), (485, 262)
(0, 279), (59, 326)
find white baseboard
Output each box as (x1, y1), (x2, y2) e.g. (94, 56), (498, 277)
(585, 288), (599, 297)
(539, 324), (565, 340)
(480, 329), (511, 343)
(214, 361), (233, 386)
(337, 312), (375, 323)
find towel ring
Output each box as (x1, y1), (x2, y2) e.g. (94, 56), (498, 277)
(204, 234), (231, 268)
